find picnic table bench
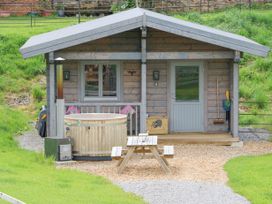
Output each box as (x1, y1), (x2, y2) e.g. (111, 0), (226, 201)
(111, 135), (174, 174)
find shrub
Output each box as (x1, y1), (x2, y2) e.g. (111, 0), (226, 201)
(239, 115), (257, 126)
(254, 90), (268, 109)
(240, 84), (253, 99)
(253, 57), (272, 72)
(32, 86), (45, 102)
(111, 0), (135, 12)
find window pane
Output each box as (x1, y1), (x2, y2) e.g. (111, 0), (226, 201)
(85, 64), (99, 97)
(175, 66), (199, 101)
(103, 64), (117, 96)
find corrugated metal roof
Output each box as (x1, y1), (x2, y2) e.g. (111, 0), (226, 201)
(20, 7), (270, 58)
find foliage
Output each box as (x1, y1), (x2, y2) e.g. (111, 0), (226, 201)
(254, 91), (269, 109)
(32, 85), (45, 102)
(111, 0), (135, 13)
(225, 154), (272, 204)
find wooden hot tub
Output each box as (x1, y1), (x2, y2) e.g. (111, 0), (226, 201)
(64, 113), (127, 157)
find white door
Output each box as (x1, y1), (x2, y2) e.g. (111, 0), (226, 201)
(170, 62), (204, 132)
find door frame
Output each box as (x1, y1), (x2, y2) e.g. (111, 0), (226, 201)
(168, 61), (205, 132)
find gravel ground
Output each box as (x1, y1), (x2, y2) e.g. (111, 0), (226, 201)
(17, 129), (272, 204)
(239, 127), (271, 141)
(68, 141), (272, 183)
(117, 180), (250, 204)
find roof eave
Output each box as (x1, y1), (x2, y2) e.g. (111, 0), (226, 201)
(20, 8), (270, 59)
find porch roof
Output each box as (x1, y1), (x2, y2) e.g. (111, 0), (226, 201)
(20, 8), (270, 58)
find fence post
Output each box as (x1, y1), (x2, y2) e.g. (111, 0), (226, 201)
(78, 0), (81, 24)
(30, 3), (33, 27)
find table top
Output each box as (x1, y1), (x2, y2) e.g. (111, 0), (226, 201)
(127, 136), (158, 146)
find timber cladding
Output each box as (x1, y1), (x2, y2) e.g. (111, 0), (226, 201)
(123, 61), (141, 102)
(206, 60), (231, 132)
(60, 28), (232, 132)
(61, 29), (141, 53)
(122, 61), (168, 116)
(59, 28), (229, 54)
(146, 61), (168, 116)
(63, 61), (79, 102)
(147, 28), (229, 52)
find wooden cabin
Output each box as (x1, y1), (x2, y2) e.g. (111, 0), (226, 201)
(20, 8), (269, 142)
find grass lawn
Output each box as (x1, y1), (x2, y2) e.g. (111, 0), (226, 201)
(0, 106), (144, 204)
(225, 154), (272, 204)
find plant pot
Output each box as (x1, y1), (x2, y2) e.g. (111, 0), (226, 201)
(57, 10), (64, 17)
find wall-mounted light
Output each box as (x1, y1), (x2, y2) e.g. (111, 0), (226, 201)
(153, 70), (160, 86)
(64, 71), (70, 80)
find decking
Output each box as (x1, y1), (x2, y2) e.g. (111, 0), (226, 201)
(158, 133), (239, 146)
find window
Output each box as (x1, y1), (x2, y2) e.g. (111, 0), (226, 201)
(175, 66), (199, 101)
(85, 64), (99, 97)
(102, 64), (117, 96)
(83, 63), (119, 100)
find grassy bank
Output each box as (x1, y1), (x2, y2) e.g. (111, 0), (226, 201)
(0, 106), (144, 204)
(225, 154), (272, 204)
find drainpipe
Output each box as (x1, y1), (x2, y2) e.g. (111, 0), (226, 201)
(55, 57), (65, 138)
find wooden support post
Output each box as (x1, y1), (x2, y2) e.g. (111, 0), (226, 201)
(56, 59), (65, 138)
(232, 51), (240, 137)
(140, 16), (147, 133)
(118, 147), (135, 174)
(47, 52), (57, 137)
(150, 146), (170, 173)
(56, 99), (65, 138)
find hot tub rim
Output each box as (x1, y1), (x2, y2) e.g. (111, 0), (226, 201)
(64, 113), (127, 121)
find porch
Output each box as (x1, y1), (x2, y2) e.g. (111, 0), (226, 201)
(64, 102), (239, 145)
(158, 133), (239, 145)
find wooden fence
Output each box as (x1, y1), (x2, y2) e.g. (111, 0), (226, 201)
(239, 101), (272, 134)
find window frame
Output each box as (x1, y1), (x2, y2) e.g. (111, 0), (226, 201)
(171, 61), (204, 104)
(81, 61), (121, 101)
(175, 65), (200, 102)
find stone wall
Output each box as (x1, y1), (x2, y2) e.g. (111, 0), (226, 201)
(0, 0), (40, 16)
(142, 0), (270, 12)
(1, 0), (270, 17)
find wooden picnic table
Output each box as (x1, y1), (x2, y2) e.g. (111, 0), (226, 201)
(117, 136), (171, 174)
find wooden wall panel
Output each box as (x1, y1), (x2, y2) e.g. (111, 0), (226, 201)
(123, 61), (141, 102)
(63, 62), (79, 102)
(147, 28), (229, 52)
(146, 61), (168, 116)
(206, 60), (231, 132)
(60, 29), (141, 53)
